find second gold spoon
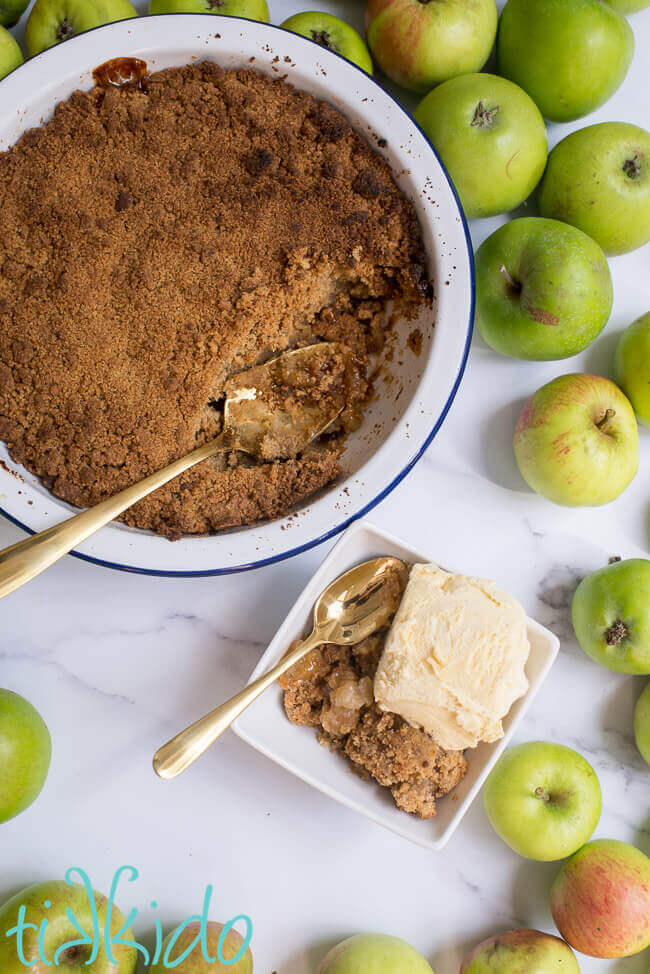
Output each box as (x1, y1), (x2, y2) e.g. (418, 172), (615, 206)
(153, 555), (409, 779)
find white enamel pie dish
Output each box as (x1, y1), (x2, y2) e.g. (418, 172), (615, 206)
(0, 16), (474, 576)
(233, 521), (560, 850)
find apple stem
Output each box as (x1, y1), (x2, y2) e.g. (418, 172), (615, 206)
(605, 619), (629, 646)
(534, 786), (551, 803)
(499, 264), (520, 292)
(471, 102), (499, 129)
(595, 407), (616, 430)
(623, 156), (640, 180)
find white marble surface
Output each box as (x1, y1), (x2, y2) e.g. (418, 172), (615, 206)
(2, 1), (650, 971)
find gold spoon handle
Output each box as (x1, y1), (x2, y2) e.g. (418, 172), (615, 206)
(0, 437), (227, 600)
(153, 628), (327, 780)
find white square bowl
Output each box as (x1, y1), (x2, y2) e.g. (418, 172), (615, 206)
(232, 520), (560, 850)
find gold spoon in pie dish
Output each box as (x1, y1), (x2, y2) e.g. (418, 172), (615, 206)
(0, 342), (350, 600)
(153, 555), (409, 779)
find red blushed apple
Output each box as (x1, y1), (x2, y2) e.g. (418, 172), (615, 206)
(514, 373), (638, 506)
(366, 0), (497, 93)
(550, 839), (650, 958)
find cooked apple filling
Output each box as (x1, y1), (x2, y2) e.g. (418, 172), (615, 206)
(281, 629), (468, 819)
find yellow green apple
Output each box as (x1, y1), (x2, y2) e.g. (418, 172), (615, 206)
(150, 921), (252, 974)
(0, 24), (21, 79)
(615, 312), (650, 427)
(415, 74), (547, 219)
(281, 12), (372, 73)
(366, 0), (497, 93)
(483, 741), (602, 861)
(476, 218), (612, 360)
(514, 373), (638, 506)
(550, 839), (650, 957)
(0, 688), (51, 824)
(572, 558), (650, 674)
(26, 0), (137, 56)
(460, 929), (580, 974)
(0, 880), (138, 973)
(513, 373), (639, 507)
(317, 934), (434, 974)
(538, 122), (650, 256)
(497, 0), (634, 122)
(634, 682), (650, 764)
(149, 0), (268, 20)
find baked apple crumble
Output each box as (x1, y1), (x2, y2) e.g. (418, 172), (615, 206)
(0, 61), (431, 537)
(280, 631), (468, 819)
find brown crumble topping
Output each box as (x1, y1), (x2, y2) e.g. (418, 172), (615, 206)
(0, 62), (431, 538)
(280, 631), (467, 819)
(407, 328), (423, 356)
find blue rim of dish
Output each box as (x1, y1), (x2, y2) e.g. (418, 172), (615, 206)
(0, 15), (475, 577)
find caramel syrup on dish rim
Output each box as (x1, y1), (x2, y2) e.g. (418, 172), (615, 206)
(92, 57), (149, 90)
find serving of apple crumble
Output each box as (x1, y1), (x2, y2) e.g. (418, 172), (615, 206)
(280, 630), (468, 819)
(0, 60), (431, 538)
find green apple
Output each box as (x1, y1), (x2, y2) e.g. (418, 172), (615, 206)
(572, 558), (650, 674)
(0, 0), (28, 26)
(538, 122), (650, 256)
(366, 0), (497, 93)
(476, 218), (612, 360)
(497, 0), (634, 122)
(460, 929), (580, 974)
(0, 880), (138, 973)
(415, 74), (547, 219)
(26, 0), (137, 56)
(317, 934), (434, 974)
(514, 373), (638, 506)
(149, 0), (268, 21)
(550, 839), (650, 957)
(483, 741), (602, 861)
(0, 24), (21, 79)
(0, 688), (51, 824)
(634, 682), (650, 764)
(615, 312), (650, 427)
(281, 12), (372, 73)
(150, 921), (252, 973)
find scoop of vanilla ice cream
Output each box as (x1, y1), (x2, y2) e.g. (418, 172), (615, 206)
(374, 564), (530, 750)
